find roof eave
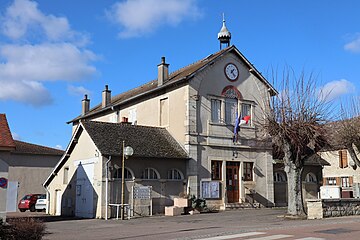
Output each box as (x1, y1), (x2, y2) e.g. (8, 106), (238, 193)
(68, 76), (189, 124)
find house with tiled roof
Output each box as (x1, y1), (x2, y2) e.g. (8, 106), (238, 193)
(0, 114), (63, 220)
(44, 19), (277, 219)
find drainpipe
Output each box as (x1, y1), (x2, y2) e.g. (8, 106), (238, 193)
(105, 156), (112, 220)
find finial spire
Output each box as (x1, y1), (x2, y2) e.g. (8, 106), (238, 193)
(218, 13), (231, 49)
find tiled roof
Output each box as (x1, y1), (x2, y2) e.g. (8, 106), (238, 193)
(69, 45), (276, 123)
(13, 140), (64, 156)
(82, 121), (188, 159)
(0, 114), (16, 149)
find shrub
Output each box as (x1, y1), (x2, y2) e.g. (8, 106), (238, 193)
(189, 195), (207, 211)
(2, 218), (46, 240)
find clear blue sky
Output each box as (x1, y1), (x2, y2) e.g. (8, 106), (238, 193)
(0, 0), (359, 150)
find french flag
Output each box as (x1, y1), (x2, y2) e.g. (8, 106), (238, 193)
(239, 115), (251, 125)
(233, 114), (251, 143)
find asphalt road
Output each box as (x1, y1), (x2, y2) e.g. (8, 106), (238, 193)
(7, 208), (360, 240)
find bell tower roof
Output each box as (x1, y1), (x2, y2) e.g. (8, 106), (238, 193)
(218, 13), (231, 49)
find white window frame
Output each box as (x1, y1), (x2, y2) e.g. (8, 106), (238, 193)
(113, 167), (134, 180)
(209, 95), (254, 127)
(141, 168), (160, 180)
(327, 177), (337, 185)
(128, 108), (137, 125)
(167, 168), (184, 180)
(225, 98), (238, 124)
(341, 177), (350, 187)
(211, 99), (222, 123)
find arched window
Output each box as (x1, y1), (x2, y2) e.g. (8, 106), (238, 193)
(113, 167), (133, 180)
(305, 172), (317, 183)
(141, 168), (160, 180)
(167, 169), (183, 180)
(274, 171), (287, 182)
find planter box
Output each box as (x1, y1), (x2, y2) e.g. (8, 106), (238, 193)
(174, 198), (189, 208)
(165, 206), (182, 216)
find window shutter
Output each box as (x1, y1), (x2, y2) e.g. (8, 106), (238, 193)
(339, 150), (348, 168)
(349, 176), (354, 186)
(336, 177), (341, 186)
(339, 150), (343, 168)
(343, 151), (348, 168)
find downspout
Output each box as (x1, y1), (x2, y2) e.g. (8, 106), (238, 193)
(105, 156), (112, 220)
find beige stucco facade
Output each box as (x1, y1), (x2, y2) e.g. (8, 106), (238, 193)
(320, 150), (360, 198)
(46, 45), (276, 219)
(47, 126), (103, 217)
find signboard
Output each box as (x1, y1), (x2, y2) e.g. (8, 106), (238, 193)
(133, 186), (152, 199)
(201, 181), (221, 199)
(0, 177), (8, 189)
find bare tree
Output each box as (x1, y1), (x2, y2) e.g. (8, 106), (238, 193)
(263, 69), (330, 216)
(333, 98), (360, 168)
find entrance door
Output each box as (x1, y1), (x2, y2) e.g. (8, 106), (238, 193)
(55, 190), (61, 216)
(226, 162), (240, 203)
(75, 162), (94, 218)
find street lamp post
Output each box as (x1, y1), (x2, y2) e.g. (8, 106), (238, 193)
(121, 140), (133, 220)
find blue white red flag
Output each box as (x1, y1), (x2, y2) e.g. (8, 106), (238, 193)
(233, 112), (240, 142)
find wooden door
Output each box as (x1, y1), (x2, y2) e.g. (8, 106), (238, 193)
(226, 162), (240, 203)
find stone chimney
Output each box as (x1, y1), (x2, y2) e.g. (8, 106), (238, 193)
(102, 85), (111, 108)
(82, 94), (90, 115)
(157, 56), (169, 86)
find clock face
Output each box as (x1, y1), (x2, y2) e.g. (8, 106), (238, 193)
(224, 63), (239, 81)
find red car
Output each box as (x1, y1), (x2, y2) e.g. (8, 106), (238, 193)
(18, 194), (42, 212)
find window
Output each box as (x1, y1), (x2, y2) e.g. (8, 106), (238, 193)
(243, 162), (253, 181)
(274, 171), (286, 182)
(129, 108), (137, 125)
(241, 103), (251, 125)
(160, 98), (169, 126)
(113, 167), (133, 179)
(211, 161), (222, 180)
(167, 169), (183, 180)
(305, 173), (317, 183)
(326, 177), (337, 185)
(141, 168), (159, 180)
(225, 98), (237, 124)
(341, 176), (353, 187)
(211, 99), (221, 123)
(339, 150), (348, 168)
(63, 167), (69, 184)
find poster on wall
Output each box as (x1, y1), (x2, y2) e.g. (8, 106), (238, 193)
(201, 181), (221, 199)
(0, 177), (8, 189)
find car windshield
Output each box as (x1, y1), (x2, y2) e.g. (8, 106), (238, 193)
(22, 195), (32, 200)
(38, 194), (46, 199)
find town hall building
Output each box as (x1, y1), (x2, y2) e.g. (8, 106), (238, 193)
(44, 19), (277, 218)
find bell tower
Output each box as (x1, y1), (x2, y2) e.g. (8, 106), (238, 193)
(217, 13), (231, 49)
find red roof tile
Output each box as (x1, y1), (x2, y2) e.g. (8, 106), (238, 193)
(0, 114), (16, 149)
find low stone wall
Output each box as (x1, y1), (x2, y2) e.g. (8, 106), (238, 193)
(307, 198), (360, 219)
(323, 199), (360, 218)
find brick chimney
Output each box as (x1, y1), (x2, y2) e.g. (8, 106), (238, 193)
(102, 85), (111, 108)
(157, 56), (169, 86)
(82, 94), (90, 115)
